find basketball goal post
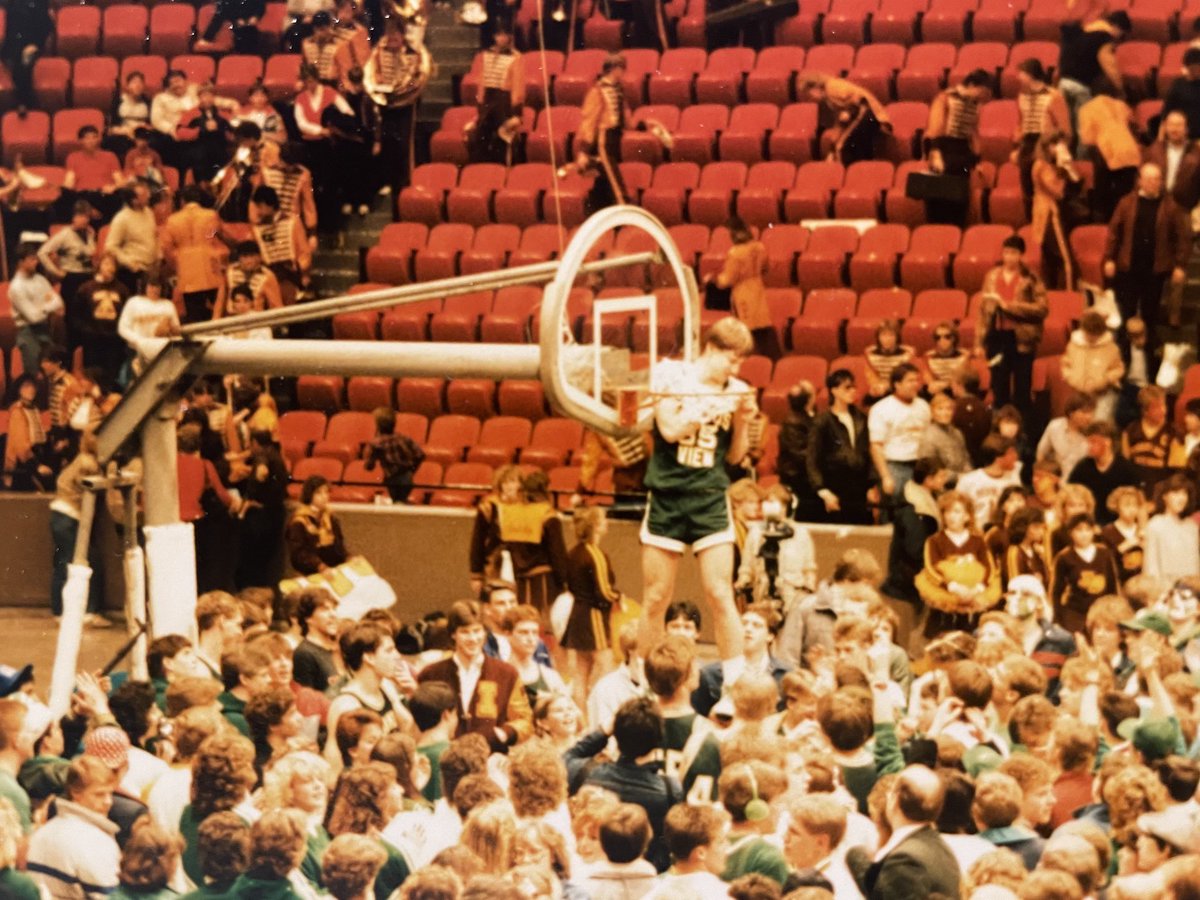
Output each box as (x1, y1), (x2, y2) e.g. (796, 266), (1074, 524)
(45, 206), (699, 711)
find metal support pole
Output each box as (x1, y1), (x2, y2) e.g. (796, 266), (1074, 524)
(141, 401), (181, 528)
(180, 251), (662, 339)
(122, 480), (148, 681)
(70, 491), (97, 567)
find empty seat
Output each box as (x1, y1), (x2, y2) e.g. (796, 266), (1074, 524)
(381, 299), (441, 341)
(277, 410), (327, 463)
(429, 290), (492, 341)
(623, 106), (681, 166)
(288, 458), (344, 498)
(520, 417), (584, 469)
(718, 104), (780, 165)
(331, 310), (379, 341)
(849, 222), (910, 290)
(761, 224), (809, 286)
(553, 48), (606, 105)
(396, 377), (446, 419)
(525, 106), (581, 164)
(446, 163), (507, 224)
(776, 0), (830, 46)
(1022, 0), (1069, 41)
(897, 43), (956, 103)
(834, 160), (894, 218)
(262, 53), (301, 100)
(971, 0), (1024, 42)
(121, 55), (168, 91)
(641, 162), (702, 226)
(796, 225), (859, 288)
(466, 416), (533, 466)
(746, 46), (806, 105)
(768, 103), (819, 164)
(32, 58), (71, 112)
(848, 43), (906, 102)
(762, 356), (829, 420)
(346, 376), (394, 412)
(429, 106), (476, 165)
(57, 6), (102, 58)
(735, 162), (794, 228)
(872, 0), (925, 43)
(912, 289), (969, 319)
(334, 460), (385, 504)
(977, 100), (1018, 164)
(482, 285), (541, 342)
(687, 162), (748, 226)
(922, 0), (975, 43)
(647, 47), (708, 105)
(429, 462), (493, 507)
(297, 375), (345, 412)
(794, 289), (855, 357)
(696, 47), (756, 104)
(805, 43), (856, 75)
(423, 414), (481, 468)
(784, 160), (845, 220)
(398, 162), (458, 225)
(72, 57), (120, 110)
(670, 104), (729, 165)
(414, 222), (475, 282)
(494, 163), (554, 226)
(846, 288), (914, 352)
(365, 222), (429, 283)
(216, 55), (264, 103)
(149, 4), (196, 57)
(170, 54), (217, 85)
(313, 411), (376, 464)
(102, 5), (149, 57)
(445, 379), (496, 418)
(2, 111), (50, 164)
(900, 224), (962, 292)
(497, 379), (546, 420)
(460, 224), (520, 276)
(882, 101), (929, 163)
(953, 224), (1012, 292)
(1069, 224), (1108, 285)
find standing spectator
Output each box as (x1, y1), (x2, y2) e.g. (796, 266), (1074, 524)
(712, 218), (777, 360)
(917, 393), (971, 477)
(177, 84), (236, 185)
(106, 72), (153, 160)
(1056, 9), (1130, 136)
(10, 243), (64, 378)
(976, 235), (1047, 416)
(1162, 48), (1200, 141)
(26, 757), (121, 899)
(916, 491), (1000, 632)
(1062, 310), (1125, 421)
(1013, 60), (1071, 212)
(1145, 111), (1200, 218)
(1122, 385), (1182, 494)
(1103, 163), (1192, 335)
(117, 273), (181, 372)
(327, 70), (381, 220)
(846, 767), (961, 899)
(37, 202), (97, 351)
(1143, 474), (1200, 580)
(807, 369), (873, 524)
(364, 407), (425, 503)
(578, 55), (632, 211)
(178, 424), (242, 594)
(776, 382), (820, 520)
(285, 0), (337, 51)
(1068, 422), (1139, 523)
(362, 20), (430, 200)
(195, 0), (266, 53)
(863, 321), (915, 403)
(107, 185), (161, 294)
(237, 430), (290, 589)
(470, 27), (525, 165)
(1, 0), (51, 115)
(63, 126), (124, 222)
(1117, 317), (1160, 426)
(923, 321), (969, 396)
(5, 375), (55, 491)
(797, 73), (892, 165)
(1036, 393), (1094, 481)
(1031, 132), (1084, 290)
(1077, 85), (1141, 223)
(150, 71), (200, 168)
(957, 435), (1022, 530)
(882, 457), (948, 611)
(868, 363), (931, 508)
(161, 185), (227, 324)
(332, 0), (372, 87)
(924, 69), (991, 225)
(562, 506), (621, 706)
(1100, 485), (1146, 583)
(41, 348), (79, 440)
(292, 589), (342, 692)
(257, 140), (319, 238)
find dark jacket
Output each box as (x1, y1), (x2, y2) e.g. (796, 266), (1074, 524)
(416, 655), (533, 752)
(777, 409), (816, 501)
(1144, 139), (1200, 209)
(806, 406), (872, 498)
(881, 486), (940, 604)
(1105, 191), (1193, 275)
(848, 825), (962, 900)
(690, 657), (791, 717)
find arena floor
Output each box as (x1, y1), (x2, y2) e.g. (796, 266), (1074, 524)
(0, 609), (128, 691)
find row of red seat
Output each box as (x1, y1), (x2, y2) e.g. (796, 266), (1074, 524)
(51, 2), (288, 59)
(456, 42), (1194, 111)
(772, 0), (1200, 46)
(364, 218), (1112, 295)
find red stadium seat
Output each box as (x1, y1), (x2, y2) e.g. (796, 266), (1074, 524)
(776, 0), (829, 47)
(460, 224), (520, 276)
(194, 4), (234, 53)
(921, 0), (975, 43)
(498, 380), (546, 420)
(288, 458), (344, 498)
(446, 163), (506, 224)
(971, 0), (1025, 42)
(641, 162), (702, 226)
(1069, 225), (1108, 284)
(718, 104), (780, 165)
(331, 311), (379, 341)
(429, 106), (476, 165)
(806, 43), (856, 76)
(526, 106), (581, 164)
(762, 356), (828, 420)
(482, 285), (541, 342)
(797, 224), (858, 288)
(647, 47), (708, 106)
(396, 378), (446, 419)
(313, 411), (376, 464)
(398, 163), (458, 225)
(670, 104), (729, 165)
(897, 44), (956, 103)
(794, 289), (853, 357)
(216, 55), (264, 103)
(33, 58), (71, 112)
(334, 460), (385, 504)
(953, 224), (1012, 292)
(623, 106), (681, 166)
(765, 287), (803, 348)
(696, 47), (756, 104)
(784, 160), (845, 220)
(122, 56), (168, 91)
(848, 43), (905, 102)
(52, 109), (105, 162)
(430, 290), (492, 340)
(365, 222), (429, 284)
(746, 46), (806, 105)
(507, 224), (567, 267)
(429, 462), (492, 507)
(277, 410), (327, 464)
(149, 4), (196, 57)
(546, 467), (582, 510)
(407, 460), (442, 505)
(263, 54), (301, 101)
(884, 160), (928, 226)
(881, 101), (929, 163)
(521, 50), (563, 109)
(834, 160), (894, 218)
(493, 163), (552, 226)
(687, 162), (747, 226)
(414, 223), (474, 282)
(762, 224), (809, 286)
(977, 100), (1018, 165)
(1129, 0), (1178, 42)
(999, 42), (1059, 97)
(466, 416), (533, 466)
(103, 5), (149, 57)
(171, 55), (216, 85)
(346, 376), (394, 412)
(872, 0), (925, 43)
(520, 417), (584, 469)
(1022, 0), (1068, 41)
(912, 289), (968, 319)
(849, 223), (910, 290)
(822, 0), (877, 43)
(987, 162), (1025, 227)
(901, 224), (962, 292)
(740, 354), (774, 389)
(446, 379), (496, 418)
(553, 49), (606, 106)
(619, 49), (662, 106)
(57, 6), (102, 58)
(297, 375), (345, 412)
(72, 58), (120, 111)
(736, 161), (795, 228)
(381, 299), (441, 341)
(846, 287), (913, 352)
(951, 43), (1008, 85)
(2, 111), (50, 164)
(768, 103), (819, 164)
(1116, 41), (1164, 96)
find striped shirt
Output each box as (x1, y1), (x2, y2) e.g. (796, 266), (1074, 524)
(302, 36), (341, 81)
(944, 89), (981, 139)
(261, 165), (305, 221)
(254, 216), (297, 267)
(1019, 87), (1054, 135)
(600, 83), (625, 129)
(228, 265), (272, 306)
(482, 49), (517, 90)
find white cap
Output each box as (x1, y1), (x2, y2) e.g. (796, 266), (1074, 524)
(1006, 574), (1046, 599)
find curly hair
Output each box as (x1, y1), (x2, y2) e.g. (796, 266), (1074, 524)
(260, 750), (331, 814)
(244, 688), (295, 748)
(109, 681), (158, 747)
(506, 739), (566, 818)
(1102, 764), (1169, 844)
(513, 819), (572, 879)
(321, 833), (388, 900)
(398, 865), (464, 900)
(326, 762), (396, 836)
(461, 800), (517, 873)
(196, 811), (251, 885)
(118, 820), (183, 890)
(191, 733), (257, 819)
(247, 810), (308, 880)
(370, 732), (425, 802)
(0, 798), (21, 868)
(172, 707), (227, 763)
(962, 848), (1028, 896)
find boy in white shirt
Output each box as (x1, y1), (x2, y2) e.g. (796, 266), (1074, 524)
(956, 435), (1022, 530)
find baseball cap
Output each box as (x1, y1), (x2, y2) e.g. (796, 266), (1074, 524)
(1120, 610), (1173, 637)
(1137, 805), (1200, 853)
(83, 726), (131, 770)
(1117, 717), (1179, 761)
(0, 664), (33, 698)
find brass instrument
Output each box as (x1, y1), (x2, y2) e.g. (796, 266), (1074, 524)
(363, 30), (433, 108)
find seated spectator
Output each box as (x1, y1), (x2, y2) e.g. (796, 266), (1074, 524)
(1144, 473), (1200, 580)
(287, 475), (349, 575)
(923, 322), (969, 396)
(1036, 393), (1095, 484)
(177, 83), (236, 184)
(918, 394), (971, 476)
(863, 320), (914, 403)
(235, 83), (288, 145)
(106, 71), (153, 161)
(1063, 310), (1124, 421)
(64, 126), (124, 222)
(150, 70), (200, 168)
(122, 128), (168, 196)
(292, 588), (342, 692)
(693, 605), (791, 719)
(180, 733), (259, 885)
(27, 757), (121, 899)
(956, 436), (1022, 530)
(325, 763), (410, 899)
(1068, 422), (1139, 523)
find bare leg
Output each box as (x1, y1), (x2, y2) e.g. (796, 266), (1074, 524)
(697, 543), (742, 661)
(640, 544), (680, 657)
(570, 649), (594, 712)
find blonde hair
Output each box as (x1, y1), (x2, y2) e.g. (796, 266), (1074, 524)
(261, 751), (332, 813)
(462, 800), (517, 872)
(0, 798), (20, 868)
(573, 506), (607, 543)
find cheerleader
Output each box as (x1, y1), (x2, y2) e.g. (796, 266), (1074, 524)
(917, 490), (1001, 636)
(1099, 485), (1145, 584)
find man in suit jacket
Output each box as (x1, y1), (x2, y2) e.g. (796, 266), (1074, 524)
(1144, 111), (1200, 213)
(417, 599), (532, 753)
(847, 765), (961, 899)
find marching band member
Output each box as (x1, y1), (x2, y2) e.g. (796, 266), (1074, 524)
(470, 25), (525, 165)
(364, 15), (432, 200)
